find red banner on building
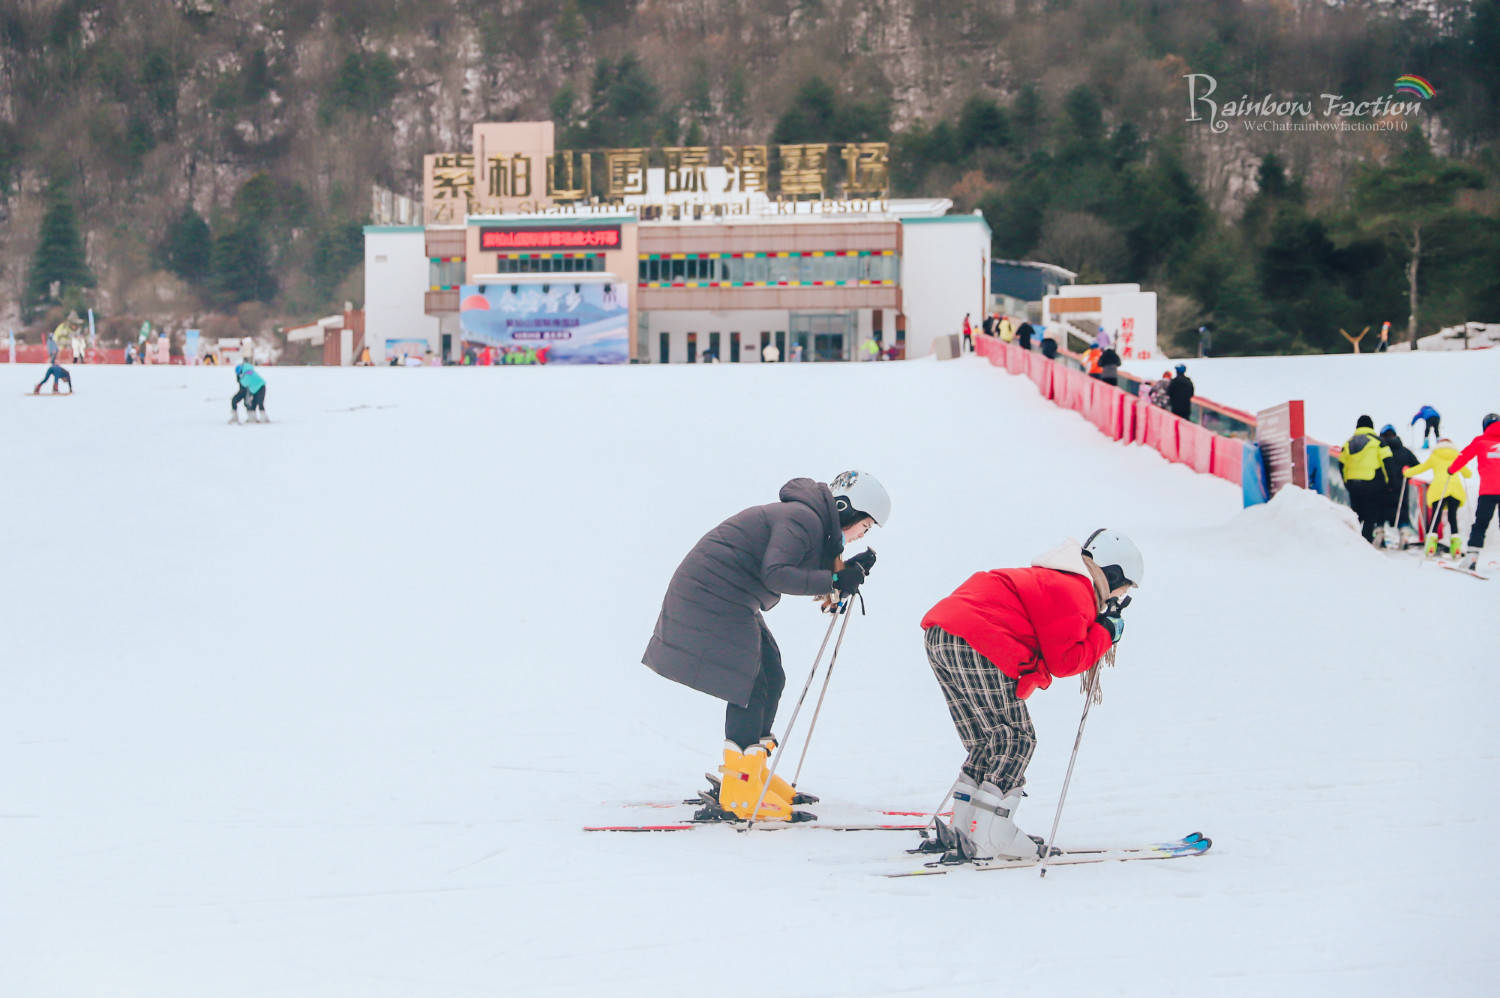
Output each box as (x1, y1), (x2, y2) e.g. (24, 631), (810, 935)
(480, 226), (622, 251)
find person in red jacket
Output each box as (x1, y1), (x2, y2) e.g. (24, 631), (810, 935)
(920, 529), (1143, 862)
(1448, 413), (1500, 571)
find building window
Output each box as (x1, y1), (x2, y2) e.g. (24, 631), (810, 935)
(730, 331), (740, 362)
(492, 254), (604, 274)
(429, 259), (466, 288)
(709, 331), (720, 361)
(659, 331), (670, 364)
(686, 331), (697, 364)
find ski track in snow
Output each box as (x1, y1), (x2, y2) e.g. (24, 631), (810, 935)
(2, 356), (1498, 998)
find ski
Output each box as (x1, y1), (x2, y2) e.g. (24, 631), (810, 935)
(616, 800), (946, 819)
(883, 832), (1212, 877)
(584, 820), (932, 832)
(1438, 562), (1490, 580)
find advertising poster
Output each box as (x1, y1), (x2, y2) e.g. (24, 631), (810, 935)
(458, 282), (629, 365)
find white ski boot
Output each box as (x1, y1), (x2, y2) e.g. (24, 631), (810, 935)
(927, 773), (980, 856)
(228, 411), (241, 425)
(1461, 546), (1480, 572)
(959, 781), (1041, 861)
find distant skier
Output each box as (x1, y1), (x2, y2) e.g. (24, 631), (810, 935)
(1096, 344), (1122, 386)
(1411, 405), (1441, 449)
(1403, 438), (1471, 557)
(33, 363), (72, 395)
(642, 471), (891, 821)
(50, 312), (83, 364)
(1015, 321), (1034, 351)
(1447, 413), (1500, 572)
(920, 529), (1141, 862)
(1166, 364), (1195, 420)
(1338, 415), (1393, 543)
(1149, 370), (1173, 410)
(230, 358), (268, 423)
(1377, 424), (1420, 547)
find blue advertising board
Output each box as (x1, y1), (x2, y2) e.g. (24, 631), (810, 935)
(458, 282), (629, 365)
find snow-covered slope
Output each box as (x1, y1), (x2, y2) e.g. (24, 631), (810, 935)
(3, 358), (1497, 998)
(1125, 349), (1500, 446)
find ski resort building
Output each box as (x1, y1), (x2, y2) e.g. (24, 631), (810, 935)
(362, 121), (991, 365)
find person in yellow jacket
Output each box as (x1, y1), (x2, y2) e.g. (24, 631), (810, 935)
(998, 316), (1015, 343)
(1339, 415), (1393, 543)
(51, 312), (83, 363)
(1404, 438), (1472, 557)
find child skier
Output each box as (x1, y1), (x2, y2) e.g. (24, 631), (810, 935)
(230, 358), (268, 423)
(1404, 439), (1472, 557)
(33, 363), (72, 394)
(1411, 405), (1441, 449)
(919, 529), (1142, 862)
(642, 471), (890, 822)
(1447, 414), (1500, 572)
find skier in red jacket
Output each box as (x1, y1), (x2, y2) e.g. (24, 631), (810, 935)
(1448, 413), (1500, 571)
(920, 529), (1143, 862)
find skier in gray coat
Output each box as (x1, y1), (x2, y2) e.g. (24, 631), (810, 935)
(643, 470), (891, 821)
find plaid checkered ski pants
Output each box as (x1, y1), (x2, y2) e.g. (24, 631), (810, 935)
(924, 626), (1036, 793)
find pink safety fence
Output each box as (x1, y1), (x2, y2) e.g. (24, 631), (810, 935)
(973, 333), (1245, 487)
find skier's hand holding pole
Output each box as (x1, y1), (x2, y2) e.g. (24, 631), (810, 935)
(1094, 594), (1131, 645)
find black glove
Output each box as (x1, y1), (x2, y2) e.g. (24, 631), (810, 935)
(1095, 595), (1131, 645)
(833, 562), (866, 598)
(845, 548), (877, 576)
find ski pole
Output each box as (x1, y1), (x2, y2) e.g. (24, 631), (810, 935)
(1383, 482), (1405, 548)
(743, 598), (854, 833)
(1423, 499), (1442, 554)
(919, 774), (961, 847)
(1038, 665), (1101, 878)
(787, 599), (858, 789)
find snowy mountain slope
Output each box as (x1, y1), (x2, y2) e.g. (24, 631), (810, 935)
(2, 358), (1496, 998)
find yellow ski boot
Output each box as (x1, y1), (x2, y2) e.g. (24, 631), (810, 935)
(717, 742), (794, 821)
(1424, 534), (1438, 557)
(1450, 536), (1463, 558)
(758, 737), (819, 804)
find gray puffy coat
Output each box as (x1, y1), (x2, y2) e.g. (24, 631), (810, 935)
(643, 478), (843, 706)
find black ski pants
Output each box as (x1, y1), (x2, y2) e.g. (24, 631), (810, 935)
(232, 386), (267, 412)
(1427, 497), (1461, 538)
(1468, 494), (1500, 550)
(1346, 479), (1387, 542)
(724, 622), (784, 751)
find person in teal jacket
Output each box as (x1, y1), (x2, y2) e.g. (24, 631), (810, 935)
(230, 360), (268, 423)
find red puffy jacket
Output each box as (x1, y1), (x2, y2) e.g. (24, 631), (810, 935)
(1448, 422), (1500, 496)
(921, 566), (1114, 700)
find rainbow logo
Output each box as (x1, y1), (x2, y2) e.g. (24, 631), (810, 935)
(1394, 75), (1436, 100)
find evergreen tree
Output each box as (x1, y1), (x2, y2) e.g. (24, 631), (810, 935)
(160, 208), (213, 284)
(773, 77), (837, 144)
(25, 180), (94, 314)
(1353, 138), (1484, 344)
(210, 223), (277, 304)
(957, 97), (1009, 154)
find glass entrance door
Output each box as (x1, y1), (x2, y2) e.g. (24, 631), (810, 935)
(790, 312), (856, 362)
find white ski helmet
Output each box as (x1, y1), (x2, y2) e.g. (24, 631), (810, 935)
(830, 470), (891, 527)
(1082, 528), (1143, 589)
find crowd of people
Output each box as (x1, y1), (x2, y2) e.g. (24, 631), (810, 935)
(1338, 407), (1500, 572)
